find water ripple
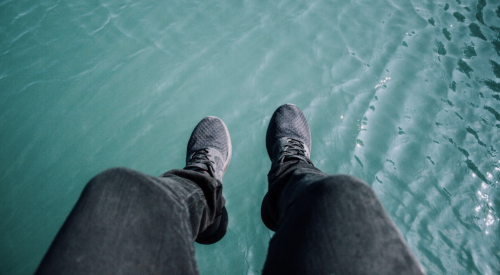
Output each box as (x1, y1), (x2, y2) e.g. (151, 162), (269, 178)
(2, 0), (500, 274)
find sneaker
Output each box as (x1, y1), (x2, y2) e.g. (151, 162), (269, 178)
(266, 103), (312, 168)
(185, 116), (232, 182)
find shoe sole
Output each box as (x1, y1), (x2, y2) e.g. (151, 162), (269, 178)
(207, 116), (232, 173)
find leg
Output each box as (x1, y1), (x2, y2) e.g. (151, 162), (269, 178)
(263, 162), (424, 274)
(36, 116), (232, 274)
(35, 167), (220, 275)
(261, 104), (424, 274)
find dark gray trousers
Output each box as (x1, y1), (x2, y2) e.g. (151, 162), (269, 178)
(36, 162), (424, 274)
(263, 160), (424, 274)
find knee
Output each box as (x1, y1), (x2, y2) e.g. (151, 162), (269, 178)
(302, 175), (377, 202)
(84, 167), (143, 193)
(328, 174), (373, 192)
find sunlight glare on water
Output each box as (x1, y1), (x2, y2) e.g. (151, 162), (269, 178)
(1, 0), (499, 274)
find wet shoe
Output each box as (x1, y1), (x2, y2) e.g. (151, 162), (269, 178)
(266, 103), (312, 168)
(185, 116), (232, 182)
(262, 104), (313, 231)
(184, 116), (231, 244)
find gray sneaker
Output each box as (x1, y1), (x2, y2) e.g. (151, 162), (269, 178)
(185, 116), (232, 182)
(266, 103), (312, 168)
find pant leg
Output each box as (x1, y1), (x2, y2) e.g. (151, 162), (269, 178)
(262, 161), (425, 275)
(36, 167), (225, 275)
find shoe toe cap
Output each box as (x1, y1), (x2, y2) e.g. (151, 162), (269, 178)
(266, 104), (311, 156)
(187, 116), (230, 161)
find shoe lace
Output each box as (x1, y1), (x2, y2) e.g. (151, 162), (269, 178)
(187, 148), (215, 175)
(279, 138), (312, 164)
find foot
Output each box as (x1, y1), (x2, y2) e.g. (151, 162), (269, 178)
(266, 103), (312, 168)
(185, 116), (232, 182)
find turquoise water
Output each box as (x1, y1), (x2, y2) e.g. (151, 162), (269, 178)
(1, 0), (499, 274)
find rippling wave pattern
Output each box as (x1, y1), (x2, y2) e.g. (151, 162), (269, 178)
(1, 0), (499, 274)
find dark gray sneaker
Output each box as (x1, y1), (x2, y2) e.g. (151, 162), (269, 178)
(266, 103), (312, 168)
(185, 116), (232, 182)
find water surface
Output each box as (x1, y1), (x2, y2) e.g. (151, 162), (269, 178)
(1, 0), (499, 274)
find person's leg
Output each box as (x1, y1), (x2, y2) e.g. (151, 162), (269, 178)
(261, 104), (424, 274)
(36, 116), (231, 275)
(36, 168), (212, 274)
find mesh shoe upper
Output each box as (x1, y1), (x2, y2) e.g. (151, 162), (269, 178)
(185, 116), (232, 182)
(266, 104), (311, 165)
